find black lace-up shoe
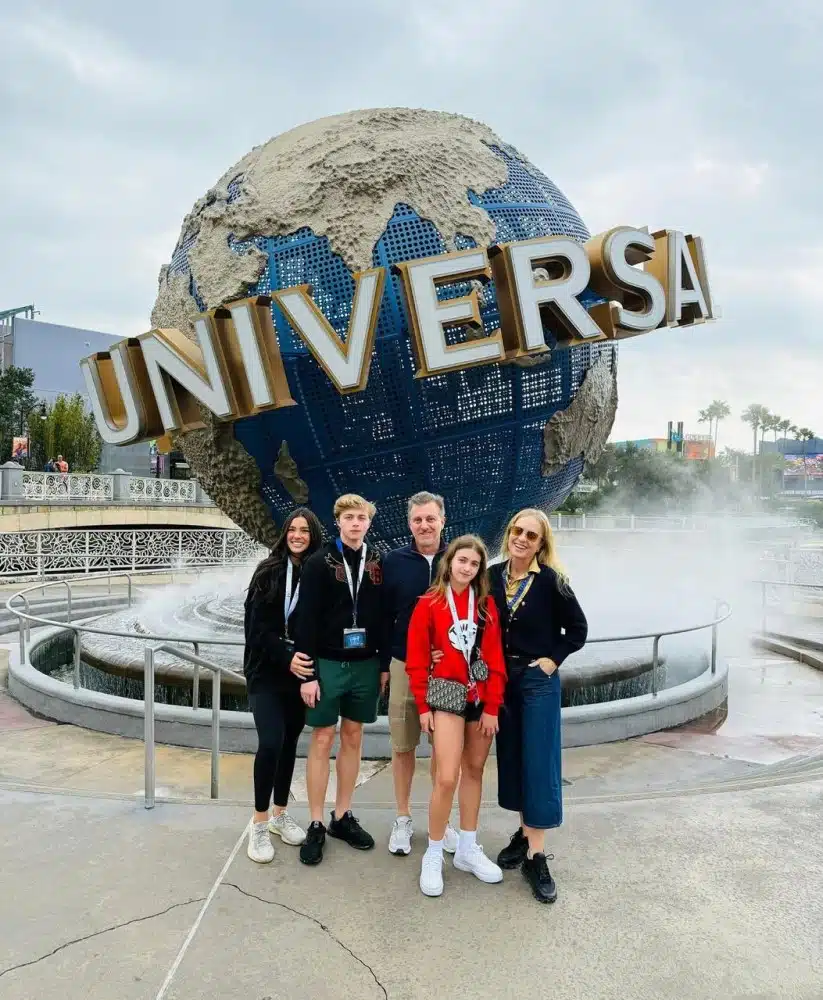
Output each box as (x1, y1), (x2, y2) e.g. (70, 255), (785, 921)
(328, 810), (375, 850)
(522, 852), (557, 903)
(497, 827), (528, 869)
(299, 821), (326, 865)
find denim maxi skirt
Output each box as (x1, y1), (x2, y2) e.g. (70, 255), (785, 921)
(496, 663), (563, 829)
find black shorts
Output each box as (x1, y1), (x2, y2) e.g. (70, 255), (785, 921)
(436, 700), (484, 723)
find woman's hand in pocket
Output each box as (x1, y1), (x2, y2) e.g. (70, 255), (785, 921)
(530, 657), (558, 676)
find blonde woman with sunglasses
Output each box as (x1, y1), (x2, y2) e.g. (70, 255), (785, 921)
(490, 509), (588, 904)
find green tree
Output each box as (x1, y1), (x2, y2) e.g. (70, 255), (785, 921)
(0, 366), (37, 464)
(28, 394), (102, 472)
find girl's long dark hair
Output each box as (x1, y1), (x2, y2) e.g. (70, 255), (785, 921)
(247, 507), (324, 600)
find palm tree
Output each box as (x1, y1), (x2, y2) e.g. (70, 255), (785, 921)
(710, 399), (731, 454)
(778, 418), (793, 442)
(741, 403), (771, 488)
(797, 427), (817, 494)
(698, 407), (713, 443)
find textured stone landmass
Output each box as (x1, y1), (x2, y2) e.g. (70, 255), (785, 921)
(542, 355), (618, 475)
(274, 441), (309, 504)
(154, 107), (510, 319)
(149, 108), (612, 544)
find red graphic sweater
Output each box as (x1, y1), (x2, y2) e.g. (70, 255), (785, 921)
(405, 587), (507, 716)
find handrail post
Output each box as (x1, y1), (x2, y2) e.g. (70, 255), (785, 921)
(18, 607), (25, 663)
(211, 668), (221, 799)
(651, 636), (660, 696)
(711, 601), (719, 675)
(66, 582), (72, 625)
(192, 641), (200, 710)
(144, 647), (156, 809)
(127, 575), (133, 608)
(73, 628), (82, 689)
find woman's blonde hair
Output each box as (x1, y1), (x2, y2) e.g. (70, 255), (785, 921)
(428, 534), (491, 614)
(500, 508), (570, 591)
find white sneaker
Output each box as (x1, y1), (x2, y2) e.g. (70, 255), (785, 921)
(453, 842), (503, 883)
(269, 811), (306, 845)
(419, 847), (444, 896)
(389, 816), (413, 856)
(247, 820), (275, 864)
(443, 824), (459, 855)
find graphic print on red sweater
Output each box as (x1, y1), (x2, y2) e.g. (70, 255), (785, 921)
(405, 587), (507, 716)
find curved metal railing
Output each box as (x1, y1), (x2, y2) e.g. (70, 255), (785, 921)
(6, 574), (733, 809)
(755, 578), (823, 634)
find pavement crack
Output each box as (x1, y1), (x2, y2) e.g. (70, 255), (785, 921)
(0, 896), (206, 980)
(223, 881), (388, 999)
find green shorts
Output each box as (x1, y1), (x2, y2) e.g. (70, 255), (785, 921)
(305, 657), (381, 729)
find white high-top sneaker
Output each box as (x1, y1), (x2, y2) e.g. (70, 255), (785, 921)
(419, 847), (444, 897)
(453, 842), (503, 883)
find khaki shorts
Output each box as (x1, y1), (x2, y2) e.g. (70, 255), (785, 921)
(388, 657), (421, 753)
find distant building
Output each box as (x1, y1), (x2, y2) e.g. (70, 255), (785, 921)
(1, 312), (151, 476)
(613, 434), (715, 460)
(761, 438), (823, 494)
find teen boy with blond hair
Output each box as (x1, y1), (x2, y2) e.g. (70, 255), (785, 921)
(292, 494), (387, 866)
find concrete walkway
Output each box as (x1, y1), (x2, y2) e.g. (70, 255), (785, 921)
(1, 648), (822, 999)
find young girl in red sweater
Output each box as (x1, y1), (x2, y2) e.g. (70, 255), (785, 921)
(405, 534), (507, 897)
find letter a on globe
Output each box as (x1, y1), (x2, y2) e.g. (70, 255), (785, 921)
(273, 269), (386, 394)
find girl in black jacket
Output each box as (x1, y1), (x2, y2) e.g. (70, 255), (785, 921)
(244, 507), (323, 864)
(490, 508), (588, 903)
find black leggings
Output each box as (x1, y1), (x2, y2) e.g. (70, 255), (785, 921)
(248, 685), (306, 813)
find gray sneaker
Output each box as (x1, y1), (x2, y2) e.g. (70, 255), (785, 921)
(247, 820), (275, 864)
(269, 811), (306, 845)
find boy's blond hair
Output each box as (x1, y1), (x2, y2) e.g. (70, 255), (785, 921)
(333, 493), (376, 520)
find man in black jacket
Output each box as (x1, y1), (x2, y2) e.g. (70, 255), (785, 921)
(381, 491), (459, 857)
(293, 493), (386, 866)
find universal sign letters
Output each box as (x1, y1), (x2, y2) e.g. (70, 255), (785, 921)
(80, 226), (713, 447)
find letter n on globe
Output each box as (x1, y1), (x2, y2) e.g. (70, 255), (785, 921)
(393, 249), (505, 378)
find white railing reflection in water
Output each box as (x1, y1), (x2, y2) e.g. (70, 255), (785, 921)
(0, 527), (264, 579)
(6, 577), (732, 809)
(22, 472), (114, 502)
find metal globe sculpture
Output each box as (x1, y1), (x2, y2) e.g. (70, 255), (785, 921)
(151, 108), (618, 547)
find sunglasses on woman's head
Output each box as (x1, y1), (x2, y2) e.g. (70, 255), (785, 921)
(511, 526), (540, 542)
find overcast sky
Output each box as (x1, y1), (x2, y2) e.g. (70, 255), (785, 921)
(1, 0), (820, 452)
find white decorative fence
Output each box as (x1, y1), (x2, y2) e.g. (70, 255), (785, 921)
(0, 528), (265, 579)
(128, 477), (197, 504)
(1, 466), (212, 506)
(22, 472), (114, 502)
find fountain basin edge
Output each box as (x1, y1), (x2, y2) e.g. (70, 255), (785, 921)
(8, 626), (729, 753)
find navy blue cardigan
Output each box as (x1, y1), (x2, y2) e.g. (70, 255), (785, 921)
(489, 562), (588, 667)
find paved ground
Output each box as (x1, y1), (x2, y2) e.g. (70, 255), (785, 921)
(1, 646), (822, 1000)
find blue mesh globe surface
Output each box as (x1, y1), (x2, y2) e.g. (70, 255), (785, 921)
(161, 120), (617, 549)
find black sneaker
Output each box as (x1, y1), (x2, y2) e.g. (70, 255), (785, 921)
(299, 821), (326, 865)
(522, 852), (557, 903)
(328, 810), (375, 850)
(497, 827), (528, 870)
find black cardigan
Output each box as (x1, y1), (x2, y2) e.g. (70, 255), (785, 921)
(489, 562), (588, 667)
(243, 560), (302, 692)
